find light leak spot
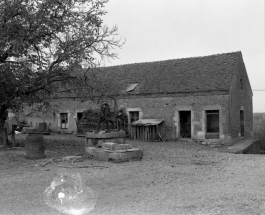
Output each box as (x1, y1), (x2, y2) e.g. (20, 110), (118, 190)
(44, 169), (96, 215)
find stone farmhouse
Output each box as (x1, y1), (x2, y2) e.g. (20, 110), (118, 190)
(25, 51), (253, 145)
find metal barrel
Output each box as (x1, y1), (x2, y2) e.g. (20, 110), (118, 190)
(39, 122), (47, 132)
(25, 133), (45, 159)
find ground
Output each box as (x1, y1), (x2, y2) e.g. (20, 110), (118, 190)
(1, 134), (265, 215)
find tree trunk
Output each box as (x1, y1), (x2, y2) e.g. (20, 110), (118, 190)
(0, 105), (8, 148)
(1, 127), (7, 148)
(12, 125), (16, 147)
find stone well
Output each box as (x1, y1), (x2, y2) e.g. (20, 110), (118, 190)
(85, 131), (143, 162)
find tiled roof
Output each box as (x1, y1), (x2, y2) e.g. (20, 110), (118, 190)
(99, 52), (240, 96)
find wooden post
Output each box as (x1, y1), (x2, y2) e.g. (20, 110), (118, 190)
(12, 125), (16, 147)
(149, 126), (151, 141)
(156, 125), (158, 141)
(85, 133), (89, 147)
(144, 126), (146, 141)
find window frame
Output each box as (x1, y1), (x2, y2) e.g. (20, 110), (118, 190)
(60, 113), (68, 129)
(129, 111), (140, 124)
(206, 110), (219, 133)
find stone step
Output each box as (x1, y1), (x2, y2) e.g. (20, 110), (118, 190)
(102, 142), (132, 151)
(102, 142), (119, 151)
(117, 144), (132, 150)
(109, 148), (143, 162)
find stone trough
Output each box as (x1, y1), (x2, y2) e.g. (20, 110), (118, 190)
(85, 130), (143, 162)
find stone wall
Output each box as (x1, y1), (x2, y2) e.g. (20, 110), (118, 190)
(23, 100), (99, 133)
(22, 105), (59, 132)
(23, 94), (233, 142)
(117, 94), (230, 142)
(229, 54), (253, 141)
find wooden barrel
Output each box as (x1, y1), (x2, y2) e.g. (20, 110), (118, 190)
(25, 133), (45, 159)
(39, 122), (47, 132)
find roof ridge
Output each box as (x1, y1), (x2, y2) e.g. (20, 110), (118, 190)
(103, 51), (241, 68)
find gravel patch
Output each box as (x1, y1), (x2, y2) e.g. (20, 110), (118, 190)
(1, 135), (265, 215)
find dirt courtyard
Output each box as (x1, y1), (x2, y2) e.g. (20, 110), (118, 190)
(1, 135), (265, 215)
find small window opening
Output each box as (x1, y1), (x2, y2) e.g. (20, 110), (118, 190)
(129, 111), (139, 123)
(127, 83), (138, 92)
(240, 110), (244, 137)
(60, 113), (68, 129)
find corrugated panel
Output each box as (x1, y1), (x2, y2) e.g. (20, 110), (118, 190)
(131, 119), (164, 126)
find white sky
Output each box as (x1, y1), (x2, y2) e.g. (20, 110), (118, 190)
(103, 0), (265, 112)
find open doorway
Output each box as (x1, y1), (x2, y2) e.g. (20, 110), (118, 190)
(179, 111), (191, 138)
(206, 110), (219, 139)
(77, 112), (83, 122)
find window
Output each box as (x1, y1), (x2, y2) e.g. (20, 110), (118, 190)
(206, 110), (219, 133)
(60, 113), (68, 129)
(127, 83), (138, 92)
(129, 111), (139, 123)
